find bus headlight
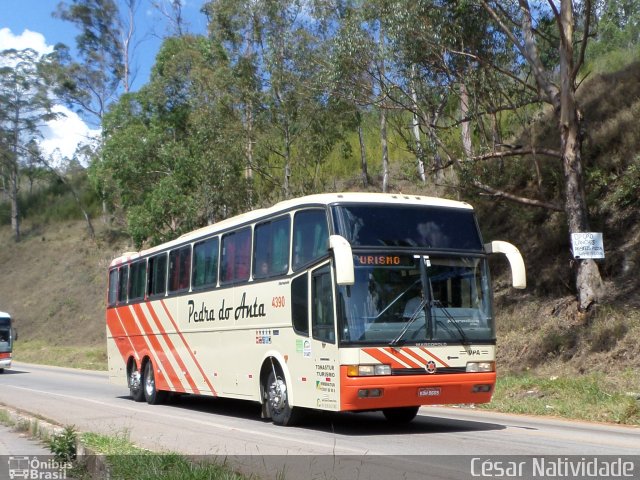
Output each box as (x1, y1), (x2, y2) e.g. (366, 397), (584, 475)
(466, 361), (495, 373)
(346, 364), (392, 377)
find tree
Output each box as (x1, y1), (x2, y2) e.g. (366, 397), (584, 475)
(98, 36), (250, 246)
(0, 48), (58, 241)
(477, 0), (603, 310)
(52, 0), (141, 223)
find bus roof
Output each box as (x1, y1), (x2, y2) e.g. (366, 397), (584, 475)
(110, 192), (474, 267)
(0, 311), (10, 319)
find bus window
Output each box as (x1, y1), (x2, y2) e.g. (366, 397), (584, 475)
(221, 228), (251, 284)
(291, 273), (308, 335)
(254, 216), (290, 279)
(312, 265), (335, 343)
(108, 269), (118, 307)
(129, 260), (146, 301)
(293, 209), (329, 271)
(169, 246), (192, 293)
(117, 266), (129, 304)
(193, 237), (219, 289)
(148, 253), (168, 297)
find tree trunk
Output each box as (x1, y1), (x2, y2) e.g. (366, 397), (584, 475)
(460, 81), (473, 158)
(283, 125), (291, 199)
(358, 124), (368, 188)
(558, 0), (603, 311)
(380, 105), (390, 193)
(10, 161), (20, 242)
(411, 65), (426, 183)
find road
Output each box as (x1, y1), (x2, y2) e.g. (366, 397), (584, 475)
(0, 362), (638, 479)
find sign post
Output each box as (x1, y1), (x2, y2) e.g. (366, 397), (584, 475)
(570, 232), (604, 259)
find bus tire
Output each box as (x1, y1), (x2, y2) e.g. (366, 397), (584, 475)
(143, 361), (167, 405)
(265, 369), (298, 426)
(382, 406), (419, 424)
(128, 363), (145, 402)
(0, 368), (4, 374)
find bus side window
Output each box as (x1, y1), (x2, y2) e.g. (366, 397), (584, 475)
(117, 266), (129, 304)
(108, 269), (118, 307)
(148, 253), (168, 297)
(128, 260), (146, 301)
(293, 209), (329, 271)
(312, 265), (335, 343)
(291, 273), (308, 335)
(169, 246), (191, 293)
(192, 237), (219, 289)
(221, 228), (251, 284)
(254, 216), (290, 279)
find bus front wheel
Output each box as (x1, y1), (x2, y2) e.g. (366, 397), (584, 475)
(382, 406), (419, 424)
(143, 361), (167, 405)
(265, 369), (298, 426)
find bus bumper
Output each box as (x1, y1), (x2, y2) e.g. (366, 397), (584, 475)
(340, 366), (496, 411)
(0, 353), (12, 369)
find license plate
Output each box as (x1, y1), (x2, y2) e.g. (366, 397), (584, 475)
(418, 387), (441, 397)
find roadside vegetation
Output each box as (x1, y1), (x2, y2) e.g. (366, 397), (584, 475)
(81, 432), (249, 480)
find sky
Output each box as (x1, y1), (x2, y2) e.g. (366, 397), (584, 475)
(0, 0), (207, 164)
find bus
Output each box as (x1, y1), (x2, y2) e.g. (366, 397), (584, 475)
(0, 311), (15, 373)
(106, 193), (525, 425)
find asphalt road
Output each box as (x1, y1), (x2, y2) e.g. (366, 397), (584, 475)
(0, 362), (638, 479)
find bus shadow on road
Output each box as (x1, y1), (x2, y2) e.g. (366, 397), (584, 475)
(118, 393), (505, 436)
(0, 369), (29, 375)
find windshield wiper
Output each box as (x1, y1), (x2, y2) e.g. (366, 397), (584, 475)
(389, 297), (427, 346)
(432, 300), (470, 345)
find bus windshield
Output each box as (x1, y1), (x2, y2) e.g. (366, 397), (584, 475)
(0, 317), (11, 353)
(332, 204), (483, 250)
(337, 254), (494, 345)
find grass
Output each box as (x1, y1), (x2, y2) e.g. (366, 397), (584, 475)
(483, 373), (640, 425)
(14, 340), (108, 370)
(81, 432), (249, 480)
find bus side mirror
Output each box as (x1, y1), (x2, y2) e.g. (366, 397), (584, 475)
(485, 240), (526, 289)
(330, 235), (355, 286)
(12, 328), (18, 342)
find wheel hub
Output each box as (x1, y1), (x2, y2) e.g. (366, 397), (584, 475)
(130, 370), (141, 390)
(268, 378), (287, 411)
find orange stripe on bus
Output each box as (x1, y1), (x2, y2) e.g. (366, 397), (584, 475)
(114, 306), (150, 366)
(116, 305), (167, 390)
(397, 347), (433, 369)
(384, 347), (422, 368)
(418, 347), (450, 368)
(160, 299), (218, 396)
(362, 347), (405, 369)
(105, 309), (133, 362)
(132, 303), (184, 392)
(145, 302), (200, 395)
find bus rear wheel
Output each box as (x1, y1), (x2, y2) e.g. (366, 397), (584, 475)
(265, 369), (298, 426)
(128, 363), (144, 402)
(382, 406), (420, 424)
(143, 361), (167, 405)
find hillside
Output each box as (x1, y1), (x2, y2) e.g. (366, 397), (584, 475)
(0, 59), (639, 425)
(0, 220), (129, 368)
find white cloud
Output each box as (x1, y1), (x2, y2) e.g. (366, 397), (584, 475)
(1, 28), (97, 164)
(40, 106), (101, 161)
(0, 28), (53, 54)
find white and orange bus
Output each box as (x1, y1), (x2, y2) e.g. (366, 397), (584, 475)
(106, 193), (525, 425)
(0, 311), (15, 373)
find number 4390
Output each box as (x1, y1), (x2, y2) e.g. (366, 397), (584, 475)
(272, 296), (286, 308)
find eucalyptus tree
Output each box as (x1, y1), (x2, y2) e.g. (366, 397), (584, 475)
(100, 36), (249, 247)
(0, 48), (58, 241)
(52, 0), (141, 222)
(328, 1), (398, 191)
(471, 0), (603, 310)
(203, 0), (263, 199)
